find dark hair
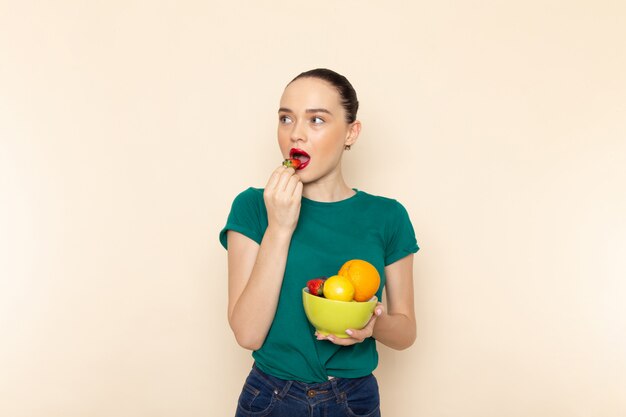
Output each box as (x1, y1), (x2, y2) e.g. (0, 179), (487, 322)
(290, 68), (359, 123)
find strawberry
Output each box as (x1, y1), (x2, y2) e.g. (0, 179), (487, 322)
(282, 158), (302, 169)
(306, 278), (326, 297)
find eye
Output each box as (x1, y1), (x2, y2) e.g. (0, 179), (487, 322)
(311, 116), (324, 124)
(279, 115), (292, 124)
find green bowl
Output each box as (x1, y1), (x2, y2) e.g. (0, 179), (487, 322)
(302, 288), (378, 338)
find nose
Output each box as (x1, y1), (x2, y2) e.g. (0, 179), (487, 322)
(290, 120), (306, 143)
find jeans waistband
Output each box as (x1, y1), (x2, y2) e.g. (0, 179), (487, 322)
(251, 363), (345, 403)
(251, 363), (376, 404)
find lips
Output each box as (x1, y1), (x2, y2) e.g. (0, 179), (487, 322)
(289, 148), (311, 170)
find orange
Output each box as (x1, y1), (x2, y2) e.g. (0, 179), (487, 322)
(338, 259), (380, 302)
(322, 275), (355, 302)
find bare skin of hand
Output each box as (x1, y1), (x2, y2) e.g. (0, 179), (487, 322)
(315, 302), (385, 346)
(263, 165), (303, 232)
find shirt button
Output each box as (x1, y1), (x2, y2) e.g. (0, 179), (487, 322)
(307, 390), (316, 398)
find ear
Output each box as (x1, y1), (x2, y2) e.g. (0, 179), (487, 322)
(344, 120), (361, 147)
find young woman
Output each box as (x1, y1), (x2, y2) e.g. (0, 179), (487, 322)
(219, 68), (419, 417)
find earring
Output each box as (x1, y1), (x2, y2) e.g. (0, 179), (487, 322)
(344, 144), (351, 150)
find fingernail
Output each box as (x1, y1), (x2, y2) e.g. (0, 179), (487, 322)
(345, 329), (353, 336)
(376, 309), (382, 316)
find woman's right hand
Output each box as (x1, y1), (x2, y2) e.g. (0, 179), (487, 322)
(263, 165), (303, 233)
(228, 166), (303, 350)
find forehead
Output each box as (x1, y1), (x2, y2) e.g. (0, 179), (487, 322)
(280, 77), (343, 111)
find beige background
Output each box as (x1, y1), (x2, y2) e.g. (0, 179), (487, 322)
(1, 1), (625, 416)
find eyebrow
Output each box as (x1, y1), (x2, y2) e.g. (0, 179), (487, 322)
(278, 107), (332, 115)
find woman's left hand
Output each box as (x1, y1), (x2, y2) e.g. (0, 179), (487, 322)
(315, 302), (384, 346)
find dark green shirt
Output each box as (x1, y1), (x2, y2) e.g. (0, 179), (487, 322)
(219, 188), (419, 383)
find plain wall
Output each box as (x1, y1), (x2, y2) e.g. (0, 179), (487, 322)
(1, 1), (625, 416)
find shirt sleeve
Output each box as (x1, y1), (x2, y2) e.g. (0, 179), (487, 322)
(384, 200), (420, 266)
(219, 187), (265, 249)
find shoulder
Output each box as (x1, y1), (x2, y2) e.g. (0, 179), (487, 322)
(220, 188), (266, 249)
(225, 187), (267, 218)
(230, 187), (265, 205)
(236, 186), (264, 198)
(356, 190), (414, 231)
(357, 190), (409, 213)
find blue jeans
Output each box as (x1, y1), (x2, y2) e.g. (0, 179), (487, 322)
(235, 364), (381, 417)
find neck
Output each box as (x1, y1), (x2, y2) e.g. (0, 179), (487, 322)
(302, 177), (355, 203)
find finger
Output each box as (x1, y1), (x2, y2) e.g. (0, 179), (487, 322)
(266, 166), (287, 190)
(315, 332), (354, 344)
(360, 308), (381, 330)
(284, 174), (301, 196)
(345, 303), (382, 332)
(345, 310), (380, 340)
(316, 333), (339, 342)
(344, 326), (372, 342)
(276, 167), (296, 191)
(322, 334), (358, 346)
(293, 180), (303, 199)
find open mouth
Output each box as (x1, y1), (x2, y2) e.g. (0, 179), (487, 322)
(289, 148), (311, 170)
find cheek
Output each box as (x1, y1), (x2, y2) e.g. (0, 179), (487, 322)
(319, 140), (339, 156)
(277, 130), (291, 151)
(317, 130), (345, 153)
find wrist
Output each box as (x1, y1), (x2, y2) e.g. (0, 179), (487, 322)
(265, 223), (295, 240)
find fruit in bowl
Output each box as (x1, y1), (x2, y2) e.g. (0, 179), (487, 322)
(322, 275), (355, 302)
(302, 259), (381, 338)
(302, 287), (378, 338)
(337, 259), (381, 302)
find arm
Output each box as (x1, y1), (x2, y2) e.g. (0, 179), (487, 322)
(371, 254), (416, 350)
(226, 166), (302, 351)
(318, 254), (416, 350)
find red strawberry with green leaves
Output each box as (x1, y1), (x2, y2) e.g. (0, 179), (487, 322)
(306, 278), (326, 296)
(282, 158), (302, 169)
